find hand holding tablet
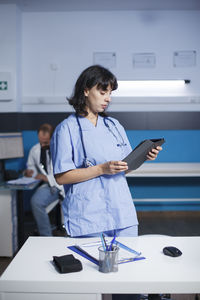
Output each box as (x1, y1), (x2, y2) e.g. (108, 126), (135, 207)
(123, 138), (165, 170)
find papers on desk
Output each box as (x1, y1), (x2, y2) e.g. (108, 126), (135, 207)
(68, 239), (145, 265)
(6, 176), (40, 186)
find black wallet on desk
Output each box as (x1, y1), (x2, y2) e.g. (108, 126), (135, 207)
(53, 254), (83, 273)
(123, 138), (165, 171)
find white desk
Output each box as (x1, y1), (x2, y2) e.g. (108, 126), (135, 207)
(0, 181), (40, 256)
(0, 236), (200, 300)
(0, 189), (17, 256)
(126, 163), (200, 177)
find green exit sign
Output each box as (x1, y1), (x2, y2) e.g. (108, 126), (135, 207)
(0, 81), (8, 90)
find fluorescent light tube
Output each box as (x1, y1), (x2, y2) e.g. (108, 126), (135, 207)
(112, 80), (190, 97)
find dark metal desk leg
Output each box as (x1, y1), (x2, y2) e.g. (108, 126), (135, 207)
(17, 190), (25, 250)
(56, 202), (62, 230)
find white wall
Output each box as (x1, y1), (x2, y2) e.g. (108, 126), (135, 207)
(1, 6), (200, 112)
(21, 10), (200, 112)
(0, 4), (22, 112)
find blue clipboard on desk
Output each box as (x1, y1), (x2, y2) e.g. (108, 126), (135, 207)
(68, 245), (99, 265)
(68, 240), (145, 265)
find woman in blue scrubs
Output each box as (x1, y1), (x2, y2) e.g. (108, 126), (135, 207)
(50, 65), (161, 238)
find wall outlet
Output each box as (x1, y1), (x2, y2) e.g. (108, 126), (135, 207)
(37, 97), (45, 104)
(50, 63), (58, 71)
(189, 97), (200, 103)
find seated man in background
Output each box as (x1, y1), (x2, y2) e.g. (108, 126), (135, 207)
(24, 123), (64, 236)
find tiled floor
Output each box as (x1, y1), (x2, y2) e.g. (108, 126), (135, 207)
(138, 211), (200, 236)
(0, 257), (12, 277)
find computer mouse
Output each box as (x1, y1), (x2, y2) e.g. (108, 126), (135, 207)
(163, 246), (182, 257)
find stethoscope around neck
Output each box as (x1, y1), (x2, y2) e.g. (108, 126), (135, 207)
(75, 114), (127, 167)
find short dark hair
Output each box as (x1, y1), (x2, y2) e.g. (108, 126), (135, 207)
(38, 123), (54, 138)
(67, 65), (118, 116)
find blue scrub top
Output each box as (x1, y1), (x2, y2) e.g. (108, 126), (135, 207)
(50, 114), (138, 236)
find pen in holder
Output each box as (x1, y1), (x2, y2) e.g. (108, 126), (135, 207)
(98, 245), (119, 273)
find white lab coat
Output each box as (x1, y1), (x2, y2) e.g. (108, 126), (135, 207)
(26, 143), (64, 197)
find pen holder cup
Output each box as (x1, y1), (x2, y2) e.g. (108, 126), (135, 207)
(98, 246), (119, 273)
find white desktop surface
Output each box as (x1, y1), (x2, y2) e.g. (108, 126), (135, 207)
(0, 236), (200, 298)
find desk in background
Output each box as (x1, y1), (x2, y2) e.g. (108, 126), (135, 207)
(126, 163), (200, 178)
(0, 235), (200, 299)
(0, 181), (39, 256)
(126, 163), (200, 210)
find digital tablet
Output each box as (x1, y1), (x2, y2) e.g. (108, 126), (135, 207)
(123, 138), (165, 171)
